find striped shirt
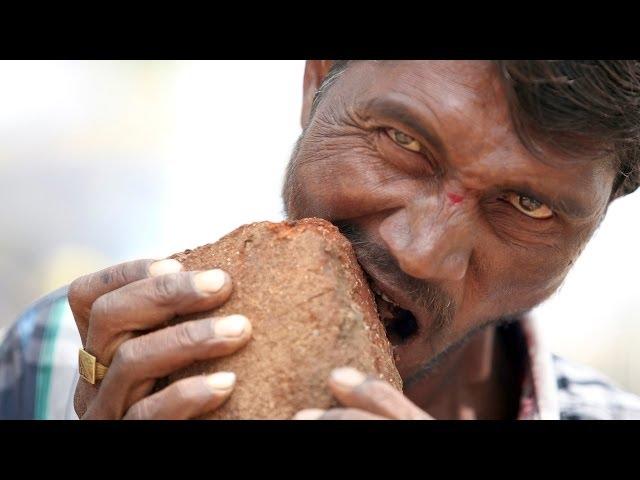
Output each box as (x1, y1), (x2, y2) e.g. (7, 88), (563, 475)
(1, 287), (640, 419)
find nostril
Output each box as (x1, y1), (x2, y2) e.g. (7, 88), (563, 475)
(378, 209), (412, 251)
(378, 205), (471, 282)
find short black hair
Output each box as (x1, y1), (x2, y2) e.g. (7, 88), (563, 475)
(314, 60), (640, 197)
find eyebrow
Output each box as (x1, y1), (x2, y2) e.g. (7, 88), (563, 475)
(359, 95), (449, 161)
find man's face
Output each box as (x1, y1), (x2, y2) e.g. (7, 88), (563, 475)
(283, 61), (616, 386)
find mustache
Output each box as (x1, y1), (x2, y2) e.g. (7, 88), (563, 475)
(332, 220), (456, 336)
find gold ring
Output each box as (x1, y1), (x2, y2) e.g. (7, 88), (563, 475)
(78, 348), (109, 385)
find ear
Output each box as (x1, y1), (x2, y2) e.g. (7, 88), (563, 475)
(301, 60), (334, 129)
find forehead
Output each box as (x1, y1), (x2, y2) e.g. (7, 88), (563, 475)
(331, 60), (615, 216)
(353, 61), (512, 156)
(341, 61), (523, 159)
(344, 61), (503, 114)
(380, 61), (502, 112)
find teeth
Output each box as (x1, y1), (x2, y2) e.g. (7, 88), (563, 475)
(369, 279), (400, 308)
(381, 292), (399, 307)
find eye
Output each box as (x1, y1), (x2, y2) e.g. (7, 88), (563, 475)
(386, 128), (423, 153)
(502, 192), (553, 219)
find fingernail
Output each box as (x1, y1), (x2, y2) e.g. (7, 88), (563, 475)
(213, 314), (249, 338)
(331, 367), (367, 389)
(206, 372), (236, 391)
(293, 409), (326, 420)
(149, 259), (183, 277)
(193, 269), (227, 293)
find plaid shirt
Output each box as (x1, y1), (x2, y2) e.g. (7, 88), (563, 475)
(1, 287), (640, 420)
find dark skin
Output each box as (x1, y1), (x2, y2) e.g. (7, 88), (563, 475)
(71, 61), (617, 420)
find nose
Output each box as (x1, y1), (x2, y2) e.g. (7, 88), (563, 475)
(378, 193), (474, 282)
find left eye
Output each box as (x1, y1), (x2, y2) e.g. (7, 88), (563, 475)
(386, 128), (423, 152)
(502, 192), (553, 219)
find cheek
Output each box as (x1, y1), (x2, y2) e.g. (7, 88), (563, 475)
(466, 204), (601, 314)
(287, 131), (412, 220)
(468, 232), (586, 319)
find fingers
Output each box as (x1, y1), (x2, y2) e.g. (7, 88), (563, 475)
(85, 268), (233, 364)
(292, 367), (433, 421)
(293, 408), (387, 420)
(69, 258), (182, 342)
(70, 257), (241, 420)
(328, 367), (432, 420)
(123, 372), (236, 420)
(109, 314), (251, 381)
(83, 314), (251, 419)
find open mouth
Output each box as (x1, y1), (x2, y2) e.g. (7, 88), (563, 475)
(361, 270), (420, 348)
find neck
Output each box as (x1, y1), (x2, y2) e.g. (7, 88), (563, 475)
(404, 323), (523, 420)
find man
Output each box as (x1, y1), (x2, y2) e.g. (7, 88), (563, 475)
(2, 60), (640, 419)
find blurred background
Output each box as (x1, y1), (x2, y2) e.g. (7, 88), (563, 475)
(0, 60), (638, 394)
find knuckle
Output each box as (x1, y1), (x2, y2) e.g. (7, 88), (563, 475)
(112, 339), (139, 370)
(88, 295), (121, 340)
(68, 275), (90, 315)
(172, 379), (201, 405)
(173, 321), (203, 349)
(68, 276), (85, 304)
(152, 273), (184, 305)
(106, 265), (128, 289)
(91, 294), (113, 322)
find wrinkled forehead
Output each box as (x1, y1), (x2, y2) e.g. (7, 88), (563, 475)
(336, 61), (505, 115)
(327, 61), (514, 156)
(379, 60), (502, 102)
(334, 60), (613, 166)
(318, 60), (616, 214)
(330, 60), (613, 167)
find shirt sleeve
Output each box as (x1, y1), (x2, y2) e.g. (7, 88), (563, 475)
(553, 354), (640, 420)
(0, 286), (80, 419)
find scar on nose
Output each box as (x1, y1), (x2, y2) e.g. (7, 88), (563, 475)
(447, 192), (464, 205)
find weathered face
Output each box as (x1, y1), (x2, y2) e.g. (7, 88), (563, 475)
(283, 60), (616, 386)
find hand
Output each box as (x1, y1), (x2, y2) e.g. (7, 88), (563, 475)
(68, 258), (252, 419)
(293, 367), (432, 420)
